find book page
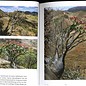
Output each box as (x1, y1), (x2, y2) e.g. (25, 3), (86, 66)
(40, 1), (86, 86)
(0, 1), (39, 86)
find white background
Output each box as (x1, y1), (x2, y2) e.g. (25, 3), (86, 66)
(0, 69), (38, 86)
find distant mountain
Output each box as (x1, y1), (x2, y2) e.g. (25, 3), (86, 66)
(32, 12), (38, 16)
(24, 11), (38, 16)
(68, 6), (86, 12)
(17, 11), (38, 16)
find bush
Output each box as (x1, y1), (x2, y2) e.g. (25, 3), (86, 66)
(61, 68), (84, 80)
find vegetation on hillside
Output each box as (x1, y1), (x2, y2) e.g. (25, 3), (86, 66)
(0, 39), (37, 69)
(44, 7), (86, 80)
(0, 9), (38, 36)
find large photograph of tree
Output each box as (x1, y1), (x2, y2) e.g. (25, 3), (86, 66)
(0, 6), (38, 36)
(44, 6), (86, 80)
(0, 39), (37, 69)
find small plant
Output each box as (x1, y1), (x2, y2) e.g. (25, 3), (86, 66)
(61, 68), (84, 80)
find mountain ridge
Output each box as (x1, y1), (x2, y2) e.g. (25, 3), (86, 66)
(68, 6), (86, 12)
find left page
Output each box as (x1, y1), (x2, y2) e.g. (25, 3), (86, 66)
(0, 1), (39, 86)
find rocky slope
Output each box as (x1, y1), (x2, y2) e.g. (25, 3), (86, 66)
(0, 10), (38, 36)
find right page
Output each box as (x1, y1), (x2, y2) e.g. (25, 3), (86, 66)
(40, 1), (86, 86)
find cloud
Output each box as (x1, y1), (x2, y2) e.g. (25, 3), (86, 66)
(0, 7), (12, 12)
(24, 6), (31, 7)
(0, 6), (14, 12)
(13, 6), (19, 9)
(0, 6), (38, 12)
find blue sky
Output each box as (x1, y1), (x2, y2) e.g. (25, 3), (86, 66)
(0, 6), (38, 12)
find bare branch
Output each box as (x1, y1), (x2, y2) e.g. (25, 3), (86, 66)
(69, 39), (86, 50)
(67, 31), (82, 49)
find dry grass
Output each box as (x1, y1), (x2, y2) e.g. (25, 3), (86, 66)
(65, 41), (86, 79)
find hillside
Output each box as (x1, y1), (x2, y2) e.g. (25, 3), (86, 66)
(0, 39), (37, 69)
(0, 9), (38, 36)
(44, 8), (86, 79)
(0, 9), (7, 17)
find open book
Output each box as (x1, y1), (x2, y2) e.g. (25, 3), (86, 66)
(0, 1), (86, 86)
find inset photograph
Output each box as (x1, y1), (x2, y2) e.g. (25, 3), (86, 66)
(0, 39), (37, 69)
(0, 6), (38, 36)
(44, 6), (86, 80)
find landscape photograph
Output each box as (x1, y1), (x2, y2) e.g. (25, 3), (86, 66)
(44, 6), (86, 80)
(0, 6), (38, 36)
(0, 39), (37, 69)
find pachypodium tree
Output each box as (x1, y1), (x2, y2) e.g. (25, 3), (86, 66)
(2, 40), (28, 68)
(0, 39), (37, 69)
(0, 10), (23, 35)
(45, 11), (86, 79)
(8, 11), (22, 35)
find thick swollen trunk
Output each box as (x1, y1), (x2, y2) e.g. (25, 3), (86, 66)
(45, 51), (66, 80)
